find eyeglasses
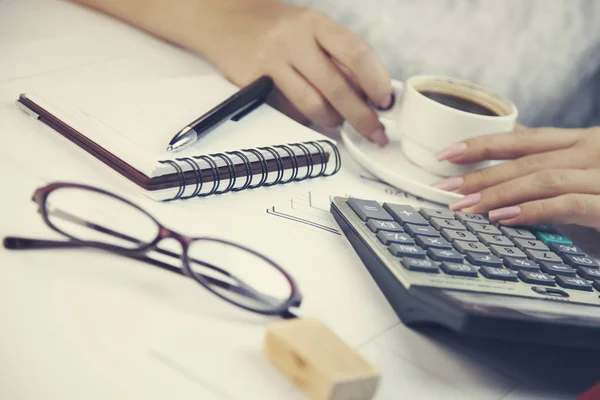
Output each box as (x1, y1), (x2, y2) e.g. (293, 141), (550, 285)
(3, 182), (301, 318)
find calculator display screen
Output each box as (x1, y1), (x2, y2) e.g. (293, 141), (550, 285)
(442, 290), (600, 321)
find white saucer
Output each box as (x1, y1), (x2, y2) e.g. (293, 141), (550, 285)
(341, 122), (464, 205)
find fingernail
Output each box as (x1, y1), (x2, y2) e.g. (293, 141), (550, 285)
(380, 94), (394, 110)
(489, 206), (521, 221)
(432, 176), (464, 191)
(436, 142), (467, 161)
(370, 128), (389, 146)
(449, 193), (481, 211)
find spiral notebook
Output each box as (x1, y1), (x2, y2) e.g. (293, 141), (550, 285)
(16, 75), (340, 201)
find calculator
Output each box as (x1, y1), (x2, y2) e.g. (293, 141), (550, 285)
(331, 197), (600, 349)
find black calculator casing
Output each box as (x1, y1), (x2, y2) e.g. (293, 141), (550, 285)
(331, 197), (600, 349)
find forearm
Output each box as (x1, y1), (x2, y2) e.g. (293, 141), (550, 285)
(71, 0), (276, 55)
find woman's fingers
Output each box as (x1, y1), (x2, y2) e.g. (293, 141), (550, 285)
(453, 169), (600, 214)
(489, 194), (600, 231)
(315, 16), (392, 109)
(435, 127), (600, 232)
(293, 40), (387, 144)
(265, 87), (311, 126)
(442, 148), (589, 195)
(330, 57), (364, 96)
(436, 127), (587, 164)
(270, 64), (343, 128)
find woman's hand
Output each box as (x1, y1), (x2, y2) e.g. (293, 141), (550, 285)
(74, 0), (392, 143)
(433, 126), (600, 231)
(196, 1), (393, 145)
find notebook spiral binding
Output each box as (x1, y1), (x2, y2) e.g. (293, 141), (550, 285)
(161, 140), (340, 201)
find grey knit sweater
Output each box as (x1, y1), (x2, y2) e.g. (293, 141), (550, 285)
(286, 0), (600, 128)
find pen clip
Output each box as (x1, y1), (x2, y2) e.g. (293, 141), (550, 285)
(231, 97), (267, 122)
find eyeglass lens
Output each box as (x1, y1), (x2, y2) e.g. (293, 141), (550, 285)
(187, 239), (293, 312)
(44, 186), (159, 249)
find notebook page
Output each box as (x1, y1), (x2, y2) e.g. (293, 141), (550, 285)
(26, 89), (160, 176)
(36, 75), (329, 177)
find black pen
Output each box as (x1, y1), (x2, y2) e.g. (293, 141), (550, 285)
(166, 75), (275, 152)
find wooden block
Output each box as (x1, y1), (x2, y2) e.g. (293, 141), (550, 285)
(263, 318), (380, 400)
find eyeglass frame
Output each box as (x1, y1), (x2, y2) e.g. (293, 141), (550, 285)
(6, 182), (302, 318)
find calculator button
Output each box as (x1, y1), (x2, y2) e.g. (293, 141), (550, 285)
(465, 222), (501, 235)
(442, 229), (478, 243)
(499, 227), (536, 240)
(388, 244), (427, 258)
(504, 257), (540, 271)
(404, 224), (440, 238)
(577, 267), (600, 280)
(453, 240), (490, 254)
(562, 254), (600, 269)
(524, 250), (563, 264)
(400, 258), (439, 273)
(478, 233), (513, 247)
(430, 218), (466, 231)
(480, 267), (518, 282)
(535, 232), (572, 245)
(556, 276), (593, 292)
(427, 248), (464, 263)
(593, 281), (600, 292)
(440, 262), (478, 277)
(455, 212), (489, 225)
(518, 271), (555, 286)
(539, 262), (576, 277)
(513, 238), (549, 252)
(377, 231), (415, 246)
(548, 243), (585, 256)
(466, 253), (503, 267)
(531, 286), (569, 297)
(415, 235), (452, 250)
(490, 245), (527, 259)
(383, 203), (428, 226)
(419, 208), (454, 220)
(367, 220), (404, 233)
(347, 198), (393, 222)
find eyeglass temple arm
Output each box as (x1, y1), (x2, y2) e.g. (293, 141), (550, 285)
(3, 236), (290, 313)
(5, 237), (81, 250)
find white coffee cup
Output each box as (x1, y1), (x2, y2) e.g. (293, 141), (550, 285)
(376, 75), (518, 177)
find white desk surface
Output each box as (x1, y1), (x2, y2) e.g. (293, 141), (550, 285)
(1, 1), (599, 399)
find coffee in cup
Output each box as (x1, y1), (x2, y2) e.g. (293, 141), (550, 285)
(376, 75), (518, 177)
(419, 91), (499, 117)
